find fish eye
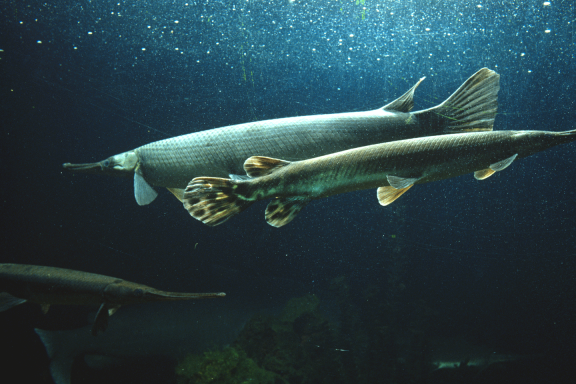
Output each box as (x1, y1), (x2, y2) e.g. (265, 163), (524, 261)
(134, 288), (143, 297)
(103, 160), (110, 167)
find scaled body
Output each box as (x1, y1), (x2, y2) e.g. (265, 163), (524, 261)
(183, 129), (576, 227)
(63, 68), (500, 205)
(0, 263), (225, 335)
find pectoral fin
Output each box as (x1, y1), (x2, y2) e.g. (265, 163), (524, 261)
(134, 170), (158, 205)
(92, 303), (120, 336)
(265, 197), (310, 227)
(474, 154), (518, 180)
(377, 185), (414, 206)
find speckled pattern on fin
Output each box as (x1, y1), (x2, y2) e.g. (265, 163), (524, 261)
(183, 177), (253, 226)
(244, 156), (290, 178)
(265, 197), (310, 227)
(377, 185), (414, 206)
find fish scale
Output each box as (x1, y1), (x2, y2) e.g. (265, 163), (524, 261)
(63, 68), (500, 206)
(183, 129), (576, 227)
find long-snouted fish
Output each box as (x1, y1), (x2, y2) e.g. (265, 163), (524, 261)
(0, 263), (225, 335)
(183, 129), (576, 227)
(63, 68), (499, 206)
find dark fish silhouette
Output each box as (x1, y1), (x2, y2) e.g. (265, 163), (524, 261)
(0, 263), (225, 335)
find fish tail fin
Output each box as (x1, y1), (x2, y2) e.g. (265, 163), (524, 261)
(415, 67), (500, 133)
(35, 328), (75, 384)
(183, 177), (253, 226)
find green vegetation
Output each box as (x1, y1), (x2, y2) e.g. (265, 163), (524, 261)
(176, 347), (278, 384)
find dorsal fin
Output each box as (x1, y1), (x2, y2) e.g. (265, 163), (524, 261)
(381, 77), (425, 112)
(244, 156), (291, 178)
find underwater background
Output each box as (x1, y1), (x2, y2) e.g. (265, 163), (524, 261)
(1, 0), (575, 383)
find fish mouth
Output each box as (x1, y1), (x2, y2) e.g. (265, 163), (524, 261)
(62, 162), (106, 173)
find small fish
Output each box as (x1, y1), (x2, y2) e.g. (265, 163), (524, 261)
(428, 336), (541, 371)
(0, 263), (225, 335)
(183, 129), (576, 227)
(63, 68), (499, 206)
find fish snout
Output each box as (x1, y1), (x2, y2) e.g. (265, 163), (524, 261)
(62, 161), (107, 173)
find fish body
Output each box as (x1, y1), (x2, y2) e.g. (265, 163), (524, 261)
(183, 129), (576, 227)
(428, 337), (538, 371)
(0, 263), (225, 334)
(63, 68), (500, 205)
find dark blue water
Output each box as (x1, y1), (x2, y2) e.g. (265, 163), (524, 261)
(1, 1), (575, 383)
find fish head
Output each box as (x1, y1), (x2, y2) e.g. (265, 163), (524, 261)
(63, 151), (138, 177)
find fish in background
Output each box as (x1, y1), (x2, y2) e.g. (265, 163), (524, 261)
(183, 129), (576, 227)
(34, 266), (308, 384)
(35, 300), (250, 384)
(63, 68), (499, 206)
(427, 336), (540, 372)
(0, 263), (225, 335)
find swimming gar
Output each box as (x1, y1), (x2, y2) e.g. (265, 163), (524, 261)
(63, 68), (500, 205)
(0, 263), (225, 335)
(182, 129), (576, 227)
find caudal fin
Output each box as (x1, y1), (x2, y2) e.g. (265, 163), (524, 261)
(183, 177), (253, 226)
(35, 328), (75, 384)
(415, 68), (500, 133)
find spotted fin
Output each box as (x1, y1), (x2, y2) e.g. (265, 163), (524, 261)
(265, 197), (310, 227)
(134, 169), (158, 206)
(474, 154), (518, 180)
(377, 185), (414, 206)
(183, 177), (253, 226)
(244, 156), (291, 178)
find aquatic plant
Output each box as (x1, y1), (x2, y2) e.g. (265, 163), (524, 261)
(175, 347), (278, 384)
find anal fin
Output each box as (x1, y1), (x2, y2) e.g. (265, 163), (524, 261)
(265, 197), (310, 227)
(377, 185), (414, 206)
